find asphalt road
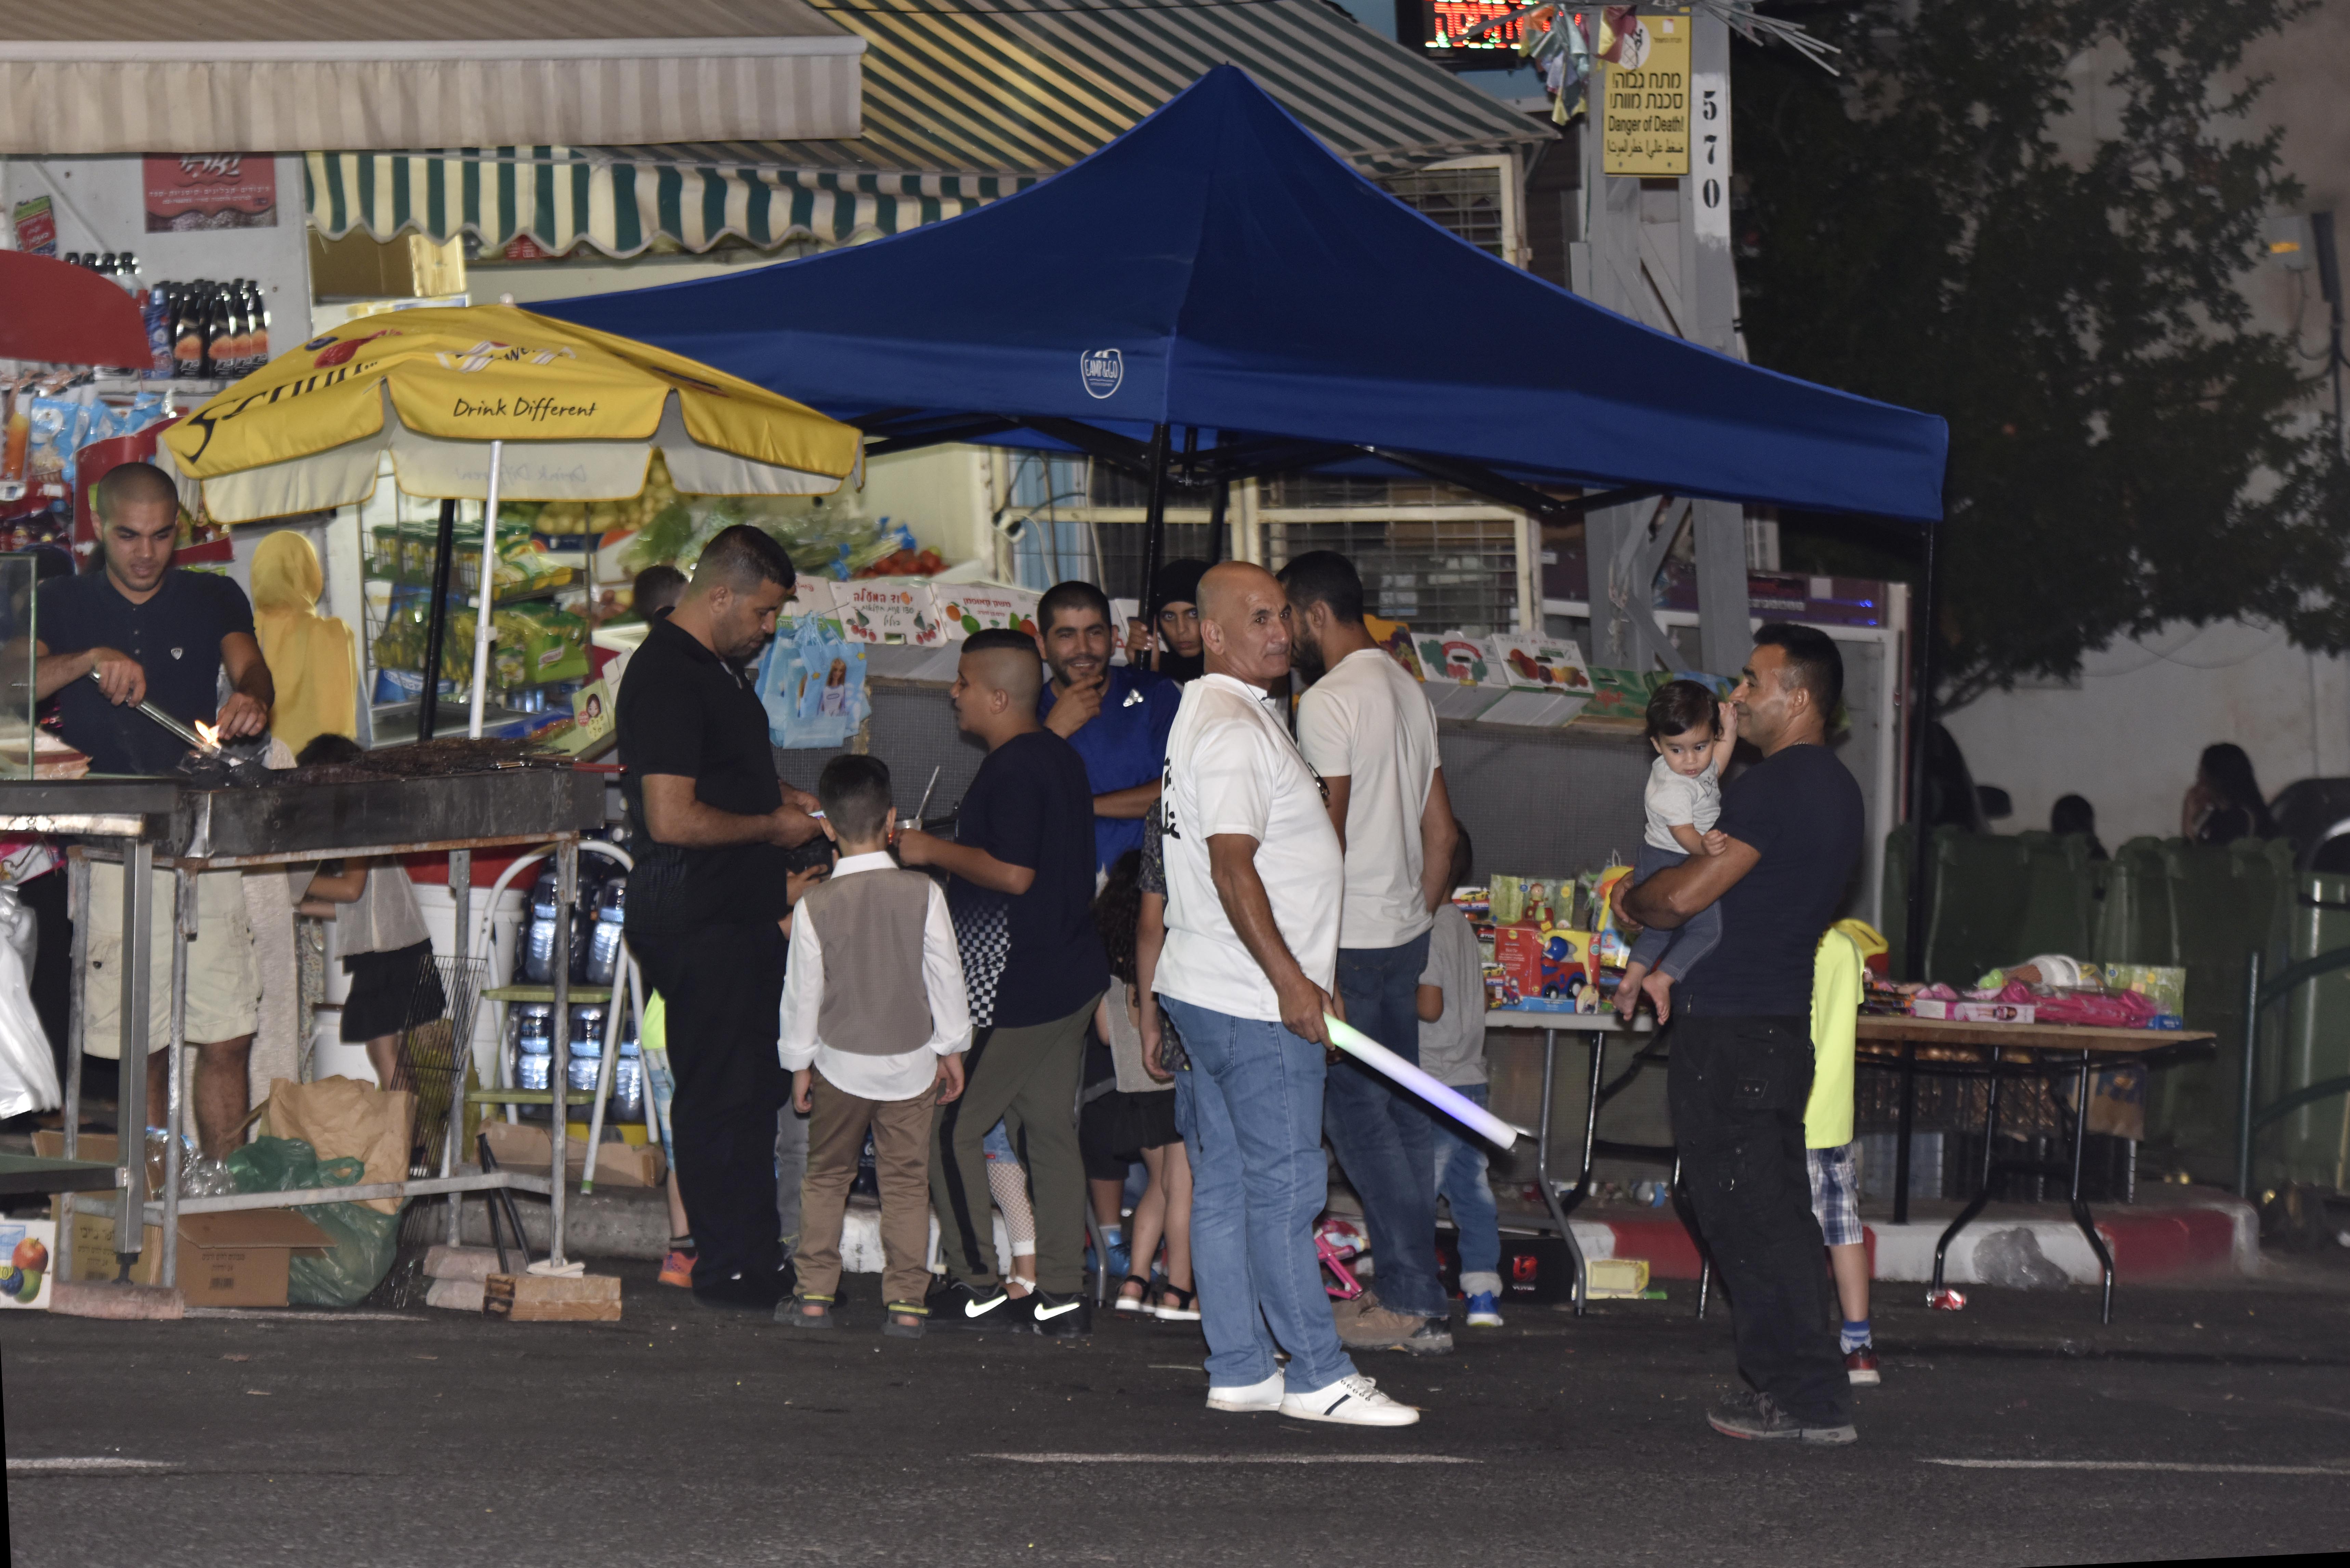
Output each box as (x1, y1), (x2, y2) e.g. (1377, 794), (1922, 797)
(8, 1263), (2350, 1566)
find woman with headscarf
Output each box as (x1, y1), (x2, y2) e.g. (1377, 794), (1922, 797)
(1135, 557), (1209, 683)
(250, 530), (358, 757)
(2182, 742), (2280, 843)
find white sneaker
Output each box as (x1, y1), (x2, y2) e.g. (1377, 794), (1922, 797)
(1280, 1373), (1420, 1427)
(1205, 1371), (1284, 1413)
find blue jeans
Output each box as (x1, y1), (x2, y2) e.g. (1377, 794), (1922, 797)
(1431, 1081), (1501, 1297)
(1326, 934), (1445, 1319)
(1164, 997), (1357, 1395)
(1626, 842), (1722, 981)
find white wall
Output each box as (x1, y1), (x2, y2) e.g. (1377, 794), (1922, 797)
(1944, 619), (2350, 845)
(2, 155), (310, 364)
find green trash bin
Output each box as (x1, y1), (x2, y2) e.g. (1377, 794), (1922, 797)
(2273, 870), (2350, 1188)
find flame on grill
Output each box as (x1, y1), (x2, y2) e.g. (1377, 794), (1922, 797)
(194, 720), (221, 752)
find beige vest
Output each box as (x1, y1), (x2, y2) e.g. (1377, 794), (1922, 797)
(801, 868), (936, 1056)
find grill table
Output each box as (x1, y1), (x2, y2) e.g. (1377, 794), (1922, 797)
(0, 770), (603, 1295)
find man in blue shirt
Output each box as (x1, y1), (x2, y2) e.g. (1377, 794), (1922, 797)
(1035, 581), (1180, 876)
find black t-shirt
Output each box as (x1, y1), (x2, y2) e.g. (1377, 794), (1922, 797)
(37, 568), (255, 775)
(617, 617), (789, 934)
(1678, 742), (1864, 1017)
(948, 729), (1110, 1030)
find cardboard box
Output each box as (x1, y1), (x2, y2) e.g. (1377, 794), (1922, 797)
(837, 582), (944, 645)
(55, 1204), (329, 1307)
(479, 1120), (665, 1187)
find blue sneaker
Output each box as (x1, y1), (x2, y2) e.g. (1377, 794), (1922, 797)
(1465, 1291), (1504, 1327)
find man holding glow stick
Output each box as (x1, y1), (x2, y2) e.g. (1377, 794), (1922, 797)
(1151, 563), (1419, 1428)
(1612, 625), (1863, 1446)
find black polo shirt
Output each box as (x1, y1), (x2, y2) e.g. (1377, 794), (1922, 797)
(617, 616), (790, 935)
(37, 568), (255, 775)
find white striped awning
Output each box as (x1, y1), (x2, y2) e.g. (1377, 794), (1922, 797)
(0, 0), (864, 155)
(305, 0), (1550, 260)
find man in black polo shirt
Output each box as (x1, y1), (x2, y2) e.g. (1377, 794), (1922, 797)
(1615, 623), (1864, 1446)
(618, 525), (824, 1310)
(32, 461), (275, 1156)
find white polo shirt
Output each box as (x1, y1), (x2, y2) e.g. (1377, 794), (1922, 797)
(1295, 646), (1441, 951)
(1155, 673), (1344, 1023)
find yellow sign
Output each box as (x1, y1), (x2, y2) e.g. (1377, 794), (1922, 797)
(1601, 14), (1692, 177)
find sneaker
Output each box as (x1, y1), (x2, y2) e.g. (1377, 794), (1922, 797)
(658, 1250), (696, 1289)
(1845, 1347), (1881, 1386)
(693, 1261), (794, 1313)
(925, 1276), (1016, 1331)
(1706, 1390), (1856, 1445)
(1464, 1291), (1504, 1327)
(1029, 1288), (1092, 1339)
(1205, 1371), (1284, 1413)
(1280, 1373), (1421, 1427)
(1339, 1301), (1451, 1354)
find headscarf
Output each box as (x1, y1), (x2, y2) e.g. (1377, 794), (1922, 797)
(250, 530), (358, 758)
(1146, 557), (1210, 683)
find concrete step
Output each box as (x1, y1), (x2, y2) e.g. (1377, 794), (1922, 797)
(1571, 1186), (2258, 1287)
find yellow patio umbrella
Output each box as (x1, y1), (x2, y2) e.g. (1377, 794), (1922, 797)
(157, 304), (862, 737)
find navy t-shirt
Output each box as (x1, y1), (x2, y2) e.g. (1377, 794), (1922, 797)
(37, 568), (255, 775)
(1038, 662), (1180, 875)
(1677, 742), (1864, 1017)
(948, 729), (1109, 1030)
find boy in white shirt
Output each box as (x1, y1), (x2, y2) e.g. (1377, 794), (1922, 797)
(1616, 680), (1737, 1023)
(777, 755), (970, 1337)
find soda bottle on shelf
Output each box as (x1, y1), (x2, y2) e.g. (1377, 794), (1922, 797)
(172, 282), (206, 379)
(204, 285), (234, 379)
(143, 282), (175, 380)
(244, 282), (272, 370)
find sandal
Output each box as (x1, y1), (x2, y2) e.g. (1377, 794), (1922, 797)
(882, 1302), (928, 1340)
(1152, 1285), (1201, 1323)
(778, 1293), (836, 1330)
(1113, 1273), (1154, 1313)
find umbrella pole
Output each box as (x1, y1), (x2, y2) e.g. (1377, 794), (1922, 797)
(468, 440), (503, 739)
(1207, 476), (1229, 565)
(1138, 423), (1171, 623)
(1904, 518), (1939, 981)
(417, 497), (459, 741)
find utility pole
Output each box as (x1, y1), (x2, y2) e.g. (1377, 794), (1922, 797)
(1573, 4), (1749, 678)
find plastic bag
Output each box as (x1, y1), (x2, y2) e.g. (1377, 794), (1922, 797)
(226, 1135), (403, 1308)
(0, 884), (60, 1119)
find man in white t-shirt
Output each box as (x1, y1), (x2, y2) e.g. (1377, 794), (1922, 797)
(1279, 551), (1459, 1358)
(1153, 562), (1418, 1429)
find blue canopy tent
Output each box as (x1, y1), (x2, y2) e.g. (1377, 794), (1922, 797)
(547, 65), (1946, 555)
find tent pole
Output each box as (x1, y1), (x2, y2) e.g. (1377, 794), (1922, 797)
(418, 497), (458, 742)
(1904, 519), (1939, 981)
(1207, 478), (1229, 565)
(1138, 423), (1172, 615)
(468, 440), (502, 739)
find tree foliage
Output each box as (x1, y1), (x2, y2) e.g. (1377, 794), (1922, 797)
(1735, 0), (2342, 707)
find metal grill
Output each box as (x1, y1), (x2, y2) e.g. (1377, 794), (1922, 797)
(1264, 515), (1520, 635)
(1380, 163), (1507, 256)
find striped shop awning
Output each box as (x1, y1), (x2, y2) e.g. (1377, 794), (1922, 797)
(305, 0), (1549, 260)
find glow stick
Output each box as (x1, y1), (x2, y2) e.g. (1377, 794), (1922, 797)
(1324, 1015), (1519, 1150)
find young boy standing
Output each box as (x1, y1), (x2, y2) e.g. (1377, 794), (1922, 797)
(778, 755), (970, 1337)
(1415, 827), (1504, 1328)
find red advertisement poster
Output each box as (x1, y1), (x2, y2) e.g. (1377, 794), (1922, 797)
(144, 155), (277, 232)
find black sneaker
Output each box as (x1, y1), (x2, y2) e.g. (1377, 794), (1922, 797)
(1706, 1390), (1857, 1446)
(926, 1276), (1016, 1330)
(1029, 1289), (1092, 1338)
(693, 1259), (795, 1313)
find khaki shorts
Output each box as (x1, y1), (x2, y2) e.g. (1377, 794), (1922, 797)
(82, 865), (260, 1057)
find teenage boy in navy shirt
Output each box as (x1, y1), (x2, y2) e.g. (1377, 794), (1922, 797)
(900, 629), (1110, 1336)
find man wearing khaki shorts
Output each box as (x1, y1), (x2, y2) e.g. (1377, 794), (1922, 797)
(34, 462), (274, 1155)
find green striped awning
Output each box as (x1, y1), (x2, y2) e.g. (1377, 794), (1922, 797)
(304, 0), (1549, 260)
